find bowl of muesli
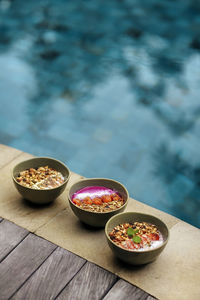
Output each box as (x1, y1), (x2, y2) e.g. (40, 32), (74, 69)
(105, 212), (169, 265)
(12, 157), (70, 204)
(68, 178), (129, 227)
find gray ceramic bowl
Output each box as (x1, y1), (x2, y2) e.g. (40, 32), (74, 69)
(13, 157), (70, 204)
(105, 212), (169, 265)
(68, 178), (129, 227)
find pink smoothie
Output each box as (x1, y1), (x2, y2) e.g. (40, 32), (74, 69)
(72, 186), (118, 200)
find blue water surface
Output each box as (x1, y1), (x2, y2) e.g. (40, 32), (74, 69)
(0, 0), (200, 227)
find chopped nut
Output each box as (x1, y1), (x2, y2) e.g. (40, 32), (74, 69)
(109, 221), (163, 251)
(16, 166), (65, 190)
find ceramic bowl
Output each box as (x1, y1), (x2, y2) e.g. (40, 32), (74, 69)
(68, 178), (129, 227)
(105, 212), (169, 265)
(12, 157), (70, 204)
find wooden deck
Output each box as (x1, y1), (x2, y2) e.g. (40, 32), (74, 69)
(0, 218), (156, 300)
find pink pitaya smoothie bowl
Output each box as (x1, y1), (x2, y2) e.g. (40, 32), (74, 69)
(68, 178), (129, 227)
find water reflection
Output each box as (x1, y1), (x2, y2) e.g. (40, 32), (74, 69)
(0, 0), (200, 227)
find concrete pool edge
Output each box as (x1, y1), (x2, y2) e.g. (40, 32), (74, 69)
(0, 144), (200, 300)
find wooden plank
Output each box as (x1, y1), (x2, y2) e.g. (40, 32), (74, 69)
(0, 234), (56, 300)
(57, 261), (117, 300)
(12, 247), (86, 300)
(0, 220), (29, 262)
(103, 279), (156, 300)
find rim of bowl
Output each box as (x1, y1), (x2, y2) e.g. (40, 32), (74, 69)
(105, 211), (169, 253)
(68, 177), (129, 215)
(12, 156), (70, 191)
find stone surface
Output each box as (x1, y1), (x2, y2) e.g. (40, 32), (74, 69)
(0, 144), (22, 168)
(126, 199), (179, 230)
(0, 145), (199, 300)
(35, 212), (200, 300)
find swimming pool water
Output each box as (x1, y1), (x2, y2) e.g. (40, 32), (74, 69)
(0, 0), (200, 227)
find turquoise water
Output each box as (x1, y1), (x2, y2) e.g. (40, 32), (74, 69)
(0, 0), (200, 227)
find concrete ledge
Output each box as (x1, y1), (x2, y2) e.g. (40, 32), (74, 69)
(0, 144), (22, 168)
(0, 145), (199, 300)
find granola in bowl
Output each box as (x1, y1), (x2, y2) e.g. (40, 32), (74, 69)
(109, 221), (164, 251)
(16, 166), (65, 190)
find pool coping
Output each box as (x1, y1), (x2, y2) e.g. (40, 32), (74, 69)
(0, 144), (199, 300)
